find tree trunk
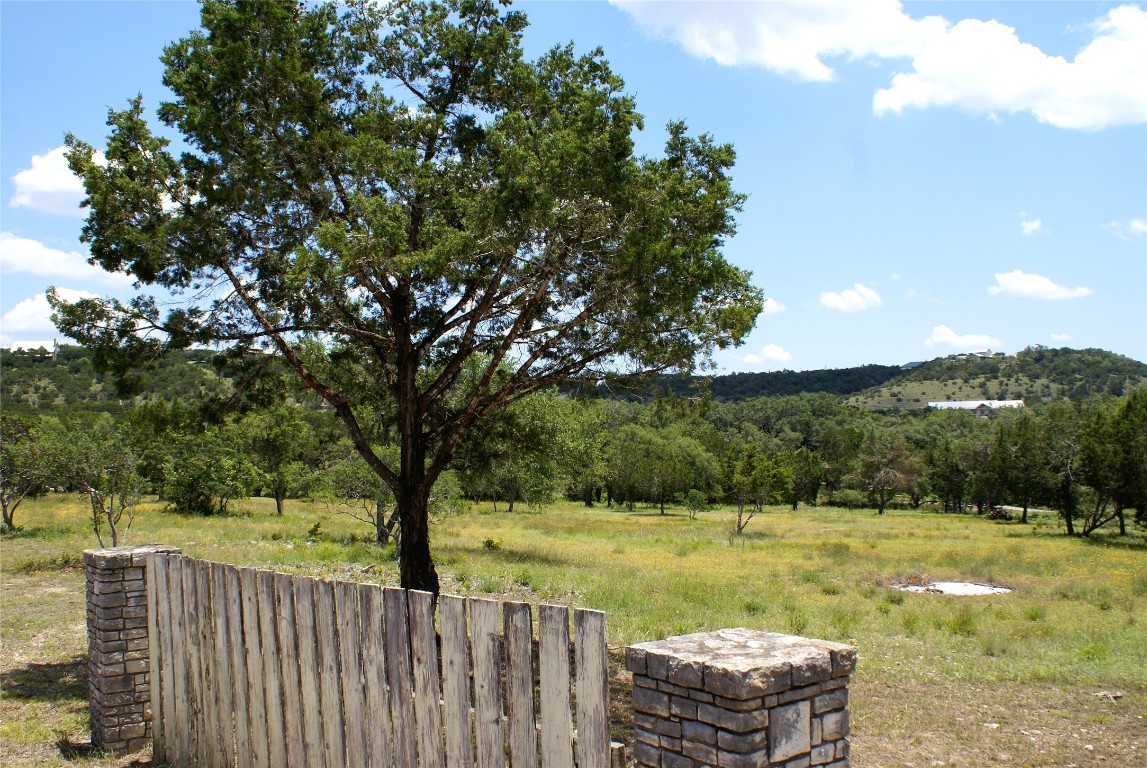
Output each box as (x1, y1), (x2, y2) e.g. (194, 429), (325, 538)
(375, 500), (391, 546)
(275, 492), (285, 517)
(583, 486), (594, 508)
(397, 483), (438, 594)
(1021, 502), (1028, 524)
(507, 488), (516, 515)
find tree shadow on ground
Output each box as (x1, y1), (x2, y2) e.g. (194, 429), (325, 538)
(55, 735), (153, 766)
(0, 655), (87, 702)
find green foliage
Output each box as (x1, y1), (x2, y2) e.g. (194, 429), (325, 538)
(56, 0), (763, 591)
(161, 427), (261, 516)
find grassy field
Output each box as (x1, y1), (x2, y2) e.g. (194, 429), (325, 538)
(3, 495), (1145, 767)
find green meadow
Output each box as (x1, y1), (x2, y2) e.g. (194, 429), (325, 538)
(3, 496), (1145, 767)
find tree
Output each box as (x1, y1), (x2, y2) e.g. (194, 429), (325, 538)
(1, 416), (52, 532)
(236, 405), (320, 516)
(991, 411), (1048, 523)
(782, 447), (823, 510)
(38, 416), (143, 547)
(161, 427), (261, 516)
(859, 427), (918, 515)
(55, 0), (762, 592)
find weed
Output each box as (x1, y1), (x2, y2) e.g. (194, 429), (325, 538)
(483, 537), (502, 551)
(946, 605), (979, 637)
(1023, 605), (1046, 622)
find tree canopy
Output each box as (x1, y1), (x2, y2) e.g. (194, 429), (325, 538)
(53, 0), (763, 591)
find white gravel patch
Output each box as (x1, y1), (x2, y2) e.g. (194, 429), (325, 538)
(900, 581), (1012, 595)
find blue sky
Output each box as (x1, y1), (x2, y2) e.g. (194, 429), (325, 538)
(2, 1), (1145, 373)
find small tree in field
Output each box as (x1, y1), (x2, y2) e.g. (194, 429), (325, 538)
(1, 417), (51, 532)
(55, 0), (763, 592)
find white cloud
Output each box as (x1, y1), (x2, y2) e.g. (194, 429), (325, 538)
(761, 297), (786, 314)
(1103, 217), (1147, 239)
(1050, 332), (1073, 342)
(0, 289), (96, 344)
(0, 232), (132, 287)
(924, 324), (1002, 349)
(873, 6), (1147, 130)
(744, 343), (793, 365)
(614, 0), (945, 81)
(819, 282), (882, 312)
(9, 145), (105, 217)
(613, 1), (1147, 130)
(988, 269), (1092, 300)
(905, 287), (942, 304)
(1021, 217), (1043, 236)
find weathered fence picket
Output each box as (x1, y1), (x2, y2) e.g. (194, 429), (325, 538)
(148, 554), (609, 768)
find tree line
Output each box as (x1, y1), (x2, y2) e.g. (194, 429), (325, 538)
(4, 385), (1144, 545)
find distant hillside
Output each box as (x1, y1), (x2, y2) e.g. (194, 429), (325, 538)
(848, 346), (1147, 411)
(656, 364), (903, 401)
(1, 345), (233, 415)
(6, 344), (1144, 414)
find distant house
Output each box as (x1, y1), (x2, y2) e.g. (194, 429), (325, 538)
(961, 348), (1005, 361)
(927, 400), (1025, 418)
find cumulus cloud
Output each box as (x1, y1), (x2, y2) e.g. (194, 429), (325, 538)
(819, 282), (882, 312)
(613, 0), (944, 81)
(874, 6), (1147, 129)
(613, 1), (1147, 130)
(1021, 217), (1043, 236)
(0, 288), (95, 342)
(744, 343), (793, 365)
(761, 297), (787, 314)
(1050, 332), (1073, 342)
(0, 232), (132, 287)
(9, 145), (104, 217)
(924, 324), (1002, 349)
(1103, 217), (1147, 239)
(988, 270), (1092, 300)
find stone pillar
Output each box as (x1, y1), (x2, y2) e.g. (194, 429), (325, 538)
(625, 628), (857, 768)
(84, 544), (181, 755)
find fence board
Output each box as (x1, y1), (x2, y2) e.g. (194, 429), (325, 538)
(574, 610), (609, 768)
(241, 568), (271, 768)
(164, 557), (188, 768)
(504, 601), (536, 768)
(336, 582), (369, 768)
(408, 589), (446, 768)
(469, 598), (503, 768)
(273, 573), (304, 768)
(440, 595), (474, 768)
(225, 566), (252, 768)
(146, 553), (168, 764)
(170, 559), (193, 768)
(294, 577), (325, 768)
(359, 585), (395, 768)
(194, 561), (220, 766)
(315, 580), (349, 768)
(539, 604), (574, 768)
(210, 562), (237, 768)
(179, 558), (203, 767)
(384, 587), (418, 768)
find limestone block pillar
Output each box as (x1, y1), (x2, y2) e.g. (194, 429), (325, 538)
(84, 545), (181, 755)
(626, 629), (857, 768)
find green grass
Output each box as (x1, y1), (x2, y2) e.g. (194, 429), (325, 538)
(3, 494), (1146, 766)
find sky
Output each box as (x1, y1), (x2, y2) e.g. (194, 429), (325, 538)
(2, 0), (1145, 374)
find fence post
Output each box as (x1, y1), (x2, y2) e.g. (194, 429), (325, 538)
(84, 544), (182, 756)
(625, 629), (857, 768)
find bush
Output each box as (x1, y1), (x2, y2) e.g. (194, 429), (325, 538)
(832, 489), (868, 509)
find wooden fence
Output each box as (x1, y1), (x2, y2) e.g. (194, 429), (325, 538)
(145, 554), (610, 768)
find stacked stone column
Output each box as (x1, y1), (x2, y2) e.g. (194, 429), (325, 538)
(84, 545), (181, 755)
(625, 628), (856, 768)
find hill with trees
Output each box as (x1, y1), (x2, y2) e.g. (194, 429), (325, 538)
(848, 347), (1147, 411)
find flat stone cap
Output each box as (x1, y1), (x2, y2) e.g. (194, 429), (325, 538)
(84, 544), (183, 569)
(626, 628), (857, 700)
